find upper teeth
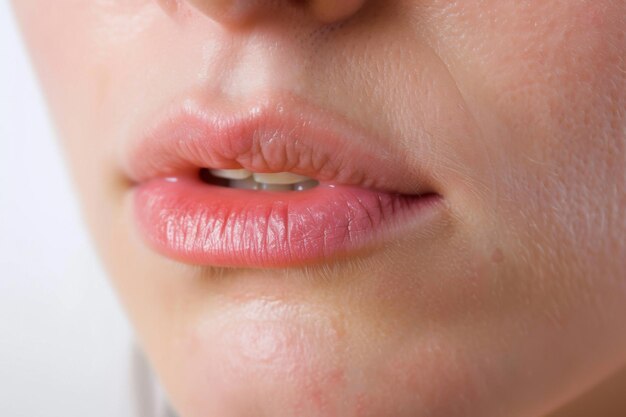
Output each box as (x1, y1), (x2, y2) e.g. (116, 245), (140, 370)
(208, 169), (317, 190)
(209, 169), (253, 180)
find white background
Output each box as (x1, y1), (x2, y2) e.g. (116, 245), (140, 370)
(0, 2), (135, 416)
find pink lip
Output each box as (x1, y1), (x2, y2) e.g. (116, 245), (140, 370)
(125, 92), (442, 267)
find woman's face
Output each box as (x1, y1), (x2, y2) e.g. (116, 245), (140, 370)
(13, 1), (626, 416)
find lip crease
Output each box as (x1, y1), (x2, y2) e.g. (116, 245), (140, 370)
(124, 92), (442, 267)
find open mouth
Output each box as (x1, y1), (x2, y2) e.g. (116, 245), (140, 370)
(125, 93), (442, 268)
(199, 168), (320, 191)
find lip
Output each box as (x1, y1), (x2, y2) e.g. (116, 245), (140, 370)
(124, 92), (442, 267)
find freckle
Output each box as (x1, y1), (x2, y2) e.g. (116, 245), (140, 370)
(491, 248), (504, 264)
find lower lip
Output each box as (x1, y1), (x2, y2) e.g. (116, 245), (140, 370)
(133, 176), (441, 267)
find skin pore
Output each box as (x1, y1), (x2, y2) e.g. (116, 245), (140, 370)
(11, 0), (626, 416)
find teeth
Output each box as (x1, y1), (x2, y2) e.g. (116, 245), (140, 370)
(252, 172), (312, 185)
(228, 177), (259, 190)
(209, 169), (252, 180)
(203, 168), (319, 191)
(227, 179), (320, 191)
(258, 183), (295, 191)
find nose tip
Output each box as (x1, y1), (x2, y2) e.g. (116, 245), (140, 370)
(183, 0), (368, 27)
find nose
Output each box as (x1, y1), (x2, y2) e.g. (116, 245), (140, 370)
(183, 0), (368, 27)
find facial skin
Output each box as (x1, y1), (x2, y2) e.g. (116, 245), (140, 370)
(12, 0), (626, 416)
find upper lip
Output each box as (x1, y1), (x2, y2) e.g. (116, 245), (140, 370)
(122, 91), (434, 195)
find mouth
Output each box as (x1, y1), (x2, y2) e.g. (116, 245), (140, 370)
(124, 92), (442, 268)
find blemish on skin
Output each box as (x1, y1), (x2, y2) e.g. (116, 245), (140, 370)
(301, 367), (346, 414)
(491, 248), (504, 264)
(355, 392), (376, 417)
(192, 299), (351, 414)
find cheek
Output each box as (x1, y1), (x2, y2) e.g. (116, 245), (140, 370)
(434, 0), (625, 140)
(425, 0), (626, 356)
(436, 0), (626, 248)
(11, 1), (165, 142)
(13, 2), (94, 122)
(12, 2), (109, 179)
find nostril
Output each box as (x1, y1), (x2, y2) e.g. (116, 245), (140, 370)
(309, 0), (367, 23)
(181, 0), (238, 25)
(182, 0), (283, 27)
(174, 0), (367, 27)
